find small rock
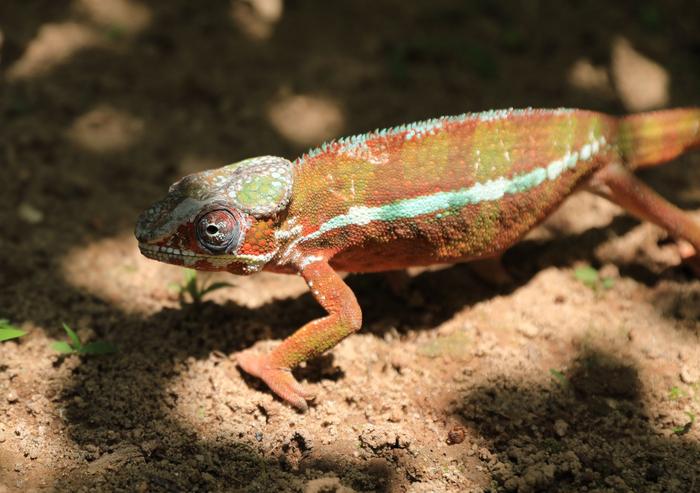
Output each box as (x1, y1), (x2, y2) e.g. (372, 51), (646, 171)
(6, 391), (18, 404)
(478, 447), (494, 462)
(680, 365), (699, 384)
(446, 425), (466, 445)
(17, 203), (44, 224)
(554, 419), (569, 437)
(140, 439), (160, 455)
(517, 321), (541, 338)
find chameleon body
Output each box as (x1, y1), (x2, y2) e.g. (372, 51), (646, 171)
(136, 107), (700, 410)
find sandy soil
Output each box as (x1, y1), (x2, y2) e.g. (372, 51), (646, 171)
(1, 1), (700, 491)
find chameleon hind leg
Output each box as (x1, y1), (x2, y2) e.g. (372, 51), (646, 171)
(590, 162), (700, 274)
(237, 259), (362, 410)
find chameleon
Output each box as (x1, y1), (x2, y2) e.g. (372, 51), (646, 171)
(135, 107), (700, 410)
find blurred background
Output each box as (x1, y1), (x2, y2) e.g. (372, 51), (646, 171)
(1, 1), (700, 491)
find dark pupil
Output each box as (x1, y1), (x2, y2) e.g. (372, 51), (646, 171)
(197, 209), (238, 252)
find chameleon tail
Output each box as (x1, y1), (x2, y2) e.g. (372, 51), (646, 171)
(617, 108), (700, 169)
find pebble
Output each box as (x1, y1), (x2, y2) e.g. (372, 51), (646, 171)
(680, 365), (699, 384)
(6, 391), (18, 404)
(554, 419), (569, 437)
(447, 425), (466, 445)
(517, 321), (541, 338)
(17, 203), (43, 224)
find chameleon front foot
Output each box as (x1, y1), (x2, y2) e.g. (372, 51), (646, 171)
(237, 350), (315, 411)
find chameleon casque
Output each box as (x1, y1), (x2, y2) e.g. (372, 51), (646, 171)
(136, 107), (700, 410)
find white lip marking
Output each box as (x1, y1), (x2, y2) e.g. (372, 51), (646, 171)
(138, 243), (276, 268)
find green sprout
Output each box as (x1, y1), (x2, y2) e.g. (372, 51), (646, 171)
(669, 386), (685, 401)
(170, 269), (233, 304)
(0, 319), (26, 342)
(574, 266), (615, 291)
(550, 368), (570, 388)
(672, 411), (695, 436)
(52, 323), (116, 355)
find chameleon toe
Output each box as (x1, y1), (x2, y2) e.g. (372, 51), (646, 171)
(237, 351), (314, 410)
(236, 350), (265, 378)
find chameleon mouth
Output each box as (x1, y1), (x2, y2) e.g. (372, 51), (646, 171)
(138, 243), (197, 261)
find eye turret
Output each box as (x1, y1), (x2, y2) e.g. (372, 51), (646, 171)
(196, 209), (240, 252)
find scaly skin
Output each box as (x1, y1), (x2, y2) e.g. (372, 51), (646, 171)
(135, 107), (700, 410)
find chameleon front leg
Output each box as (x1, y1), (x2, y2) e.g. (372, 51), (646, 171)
(237, 259), (362, 410)
(590, 162), (700, 273)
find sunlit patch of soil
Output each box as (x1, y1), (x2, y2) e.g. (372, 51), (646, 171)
(60, 233), (308, 314)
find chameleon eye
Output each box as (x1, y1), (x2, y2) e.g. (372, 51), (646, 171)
(196, 209), (240, 253)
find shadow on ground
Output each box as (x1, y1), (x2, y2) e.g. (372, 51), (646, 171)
(455, 348), (700, 492)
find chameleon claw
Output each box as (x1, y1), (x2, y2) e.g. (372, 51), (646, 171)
(674, 239), (700, 277)
(237, 350), (315, 411)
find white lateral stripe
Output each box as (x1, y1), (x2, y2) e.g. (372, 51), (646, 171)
(299, 136), (606, 245)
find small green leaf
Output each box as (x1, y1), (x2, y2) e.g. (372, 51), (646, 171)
(0, 328), (26, 342)
(52, 341), (75, 354)
(601, 277), (615, 290)
(170, 269), (234, 304)
(200, 281), (234, 296)
(0, 319), (26, 342)
(185, 272), (202, 303)
(669, 386), (684, 400)
(62, 323), (82, 349)
(80, 341), (117, 355)
(183, 269), (197, 284)
(672, 412), (695, 435)
(167, 282), (181, 293)
(574, 266), (599, 288)
(550, 368), (569, 387)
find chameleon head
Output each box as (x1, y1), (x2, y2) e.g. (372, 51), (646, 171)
(135, 156), (294, 274)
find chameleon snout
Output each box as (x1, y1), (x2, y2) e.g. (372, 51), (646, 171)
(134, 208), (160, 244)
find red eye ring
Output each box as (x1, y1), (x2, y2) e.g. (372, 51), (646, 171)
(196, 209), (240, 253)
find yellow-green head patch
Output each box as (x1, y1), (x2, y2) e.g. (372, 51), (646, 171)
(225, 156), (294, 218)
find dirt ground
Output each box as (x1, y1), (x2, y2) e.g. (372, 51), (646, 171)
(2, 1), (700, 491)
